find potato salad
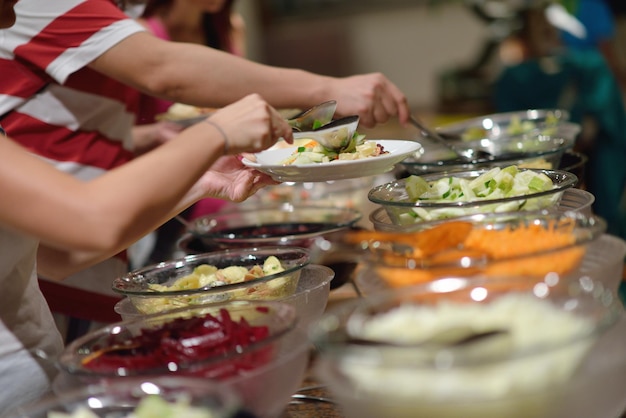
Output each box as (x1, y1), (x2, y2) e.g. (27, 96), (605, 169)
(280, 136), (387, 165)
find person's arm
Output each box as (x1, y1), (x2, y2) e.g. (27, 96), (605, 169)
(89, 32), (410, 128)
(0, 94), (290, 279)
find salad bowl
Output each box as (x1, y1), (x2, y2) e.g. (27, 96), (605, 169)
(368, 167), (577, 226)
(310, 275), (625, 418)
(56, 300), (311, 418)
(111, 246), (310, 315)
(311, 210), (607, 293)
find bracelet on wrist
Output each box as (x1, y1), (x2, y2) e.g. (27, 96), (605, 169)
(204, 119), (229, 155)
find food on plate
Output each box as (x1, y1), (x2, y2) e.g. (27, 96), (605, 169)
(133, 257), (295, 315)
(345, 218), (585, 286)
(338, 293), (595, 416)
(400, 166), (560, 223)
(81, 308), (274, 379)
(48, 395), (219, 418)
(280, 136), (388, 165)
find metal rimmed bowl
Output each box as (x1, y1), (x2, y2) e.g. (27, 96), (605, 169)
(436, 108), (576, 143)
(399, 108), (579, 176)
(368, 168), (577, 226)
(111, 246), (310, 315)
(182, 202), (362, 249)
(310, 275), (625, 418)
(401, 121), (578, 175)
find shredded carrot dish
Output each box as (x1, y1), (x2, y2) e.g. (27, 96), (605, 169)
(346, 219), (587, 288)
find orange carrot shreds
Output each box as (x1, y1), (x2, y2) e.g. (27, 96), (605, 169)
(483, 247), (586, 277)
(371, 220), (586, 288)
(344, 221), (474, 258)
(417, 221), (474, 257)
(301, 139), (319, 148)
(463, 222), (578, 260)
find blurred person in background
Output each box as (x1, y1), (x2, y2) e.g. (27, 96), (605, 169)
(0, 0), (409, 311)
(557, 0), (626, 92)
(494, 1), (626, 240)
(133, 0), (248, 265)
(136, 0), (246, 128)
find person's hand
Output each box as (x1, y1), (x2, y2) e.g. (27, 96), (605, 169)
(327, 73), (410, 128)
(195, 155), (279, 202)
(203, 94), (293, 155)
(131, 121), (184, 155)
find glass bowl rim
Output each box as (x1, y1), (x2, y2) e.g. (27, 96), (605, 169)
(111, 246), (310, 297)
(60, 299), (299, 378)
(310, 275), (622, 367)
(187, 202), (363, 241)
(402, 133), (576, 168)
(368, 168), (577, 208)
(360, 210), (606, 268)
(436, 108), (571, 133)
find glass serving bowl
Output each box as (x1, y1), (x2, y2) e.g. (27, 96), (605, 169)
(184, 202), (362, 249)
(5, 376), (242, 418)
(314, 211), (606, 294)
(310, 275), (625, 418)
(437, 108), (577, 142)
(368, 168), (577, 226)
(111, 246), (309, 315)
(115, 264), (335, 330)
(178, 203), (363, 290)
(401, 123), (578, 175)
(56, 300), (310, 418)
(558, 150), (587, 187)
(369, 187), (595, 232)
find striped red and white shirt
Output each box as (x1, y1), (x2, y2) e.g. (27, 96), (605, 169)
(0, 0), (145, 180)
(0, 0), (148, 291)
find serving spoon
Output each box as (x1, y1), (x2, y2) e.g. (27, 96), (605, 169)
(288, 100), (337, 132)
(409, 115), (493, 162)
(293, 115), (360, 152)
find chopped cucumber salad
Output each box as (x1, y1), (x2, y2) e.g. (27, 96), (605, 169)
(398, 166), (561, 224)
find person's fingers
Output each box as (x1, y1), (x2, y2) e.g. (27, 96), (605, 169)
(270, 107), (293, 144)
(372, 87), (392, 126)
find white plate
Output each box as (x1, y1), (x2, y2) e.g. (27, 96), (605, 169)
(242, 140), (421, 182)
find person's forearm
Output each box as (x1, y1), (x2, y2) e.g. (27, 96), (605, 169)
(0, 122), (221, 258)
(92, 33), (332, 110)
